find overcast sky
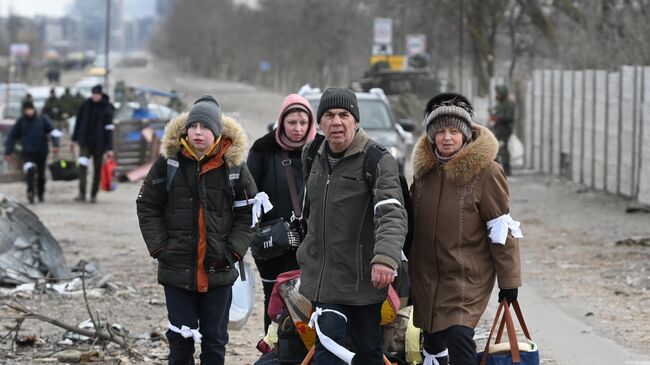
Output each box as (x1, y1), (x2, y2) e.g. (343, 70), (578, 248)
(0, 0), (73, 17)
(0, 0), (156, 19)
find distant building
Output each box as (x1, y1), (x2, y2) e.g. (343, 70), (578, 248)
(156, 0), (174, 19)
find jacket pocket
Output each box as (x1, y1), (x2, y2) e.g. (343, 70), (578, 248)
(204, 234), (229, 273)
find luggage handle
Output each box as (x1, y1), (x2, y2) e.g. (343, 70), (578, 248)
(480, 299), (521, 365)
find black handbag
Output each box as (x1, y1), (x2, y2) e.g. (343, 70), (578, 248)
(48, 159), (80, 181)
(251, 151), (305, 260)
(250, 218), (292, 260)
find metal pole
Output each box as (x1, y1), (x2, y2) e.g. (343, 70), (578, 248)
(559, 69), (564, 177)
(570, 70), (576, 181)
(540, 70), (546, 172)
(104, 0), (111, 91)
(549, 70), (555, 175)
(458, 0), (464, 93)
(591, 70), (597, 189)
(604, 71), (610, 192)
(617, 67), (623, 195)
(4, 57), (10, 116)
(631, 66), (639, 197)
(580, 70), (586, 185)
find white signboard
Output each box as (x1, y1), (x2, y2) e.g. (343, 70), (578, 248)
(406, 34), (426, 56)
(372, 44), (393, 55)
(374, 18), (392, 45)
(9, 43), (29, 57)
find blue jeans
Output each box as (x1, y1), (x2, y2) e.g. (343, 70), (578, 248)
(164, 285), (232, 365)
(312, 301), (383, 365)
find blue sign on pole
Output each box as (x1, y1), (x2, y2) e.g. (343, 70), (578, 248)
(259, 60), (271, 73)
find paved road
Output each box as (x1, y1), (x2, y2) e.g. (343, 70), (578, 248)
(482, 283), (649, 365)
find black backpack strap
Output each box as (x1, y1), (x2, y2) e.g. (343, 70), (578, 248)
(304, 133), (325, 181)
(363, 143), (388, 190)
(166, 158), (179, 192)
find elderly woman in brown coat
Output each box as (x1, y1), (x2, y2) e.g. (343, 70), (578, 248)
(409, 93), (523, 365)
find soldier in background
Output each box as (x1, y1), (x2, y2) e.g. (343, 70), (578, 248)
(58, 87), (77, 120)
(42, 88), (61, 122)
(489, 85), (515, 176)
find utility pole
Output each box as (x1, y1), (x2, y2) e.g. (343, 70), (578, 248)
(458, 0), (464, 94)
(104, 0), (111, 91)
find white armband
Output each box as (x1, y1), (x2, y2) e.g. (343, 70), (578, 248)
(50, 129), (63, 138)
(233, 191), (273, 227)
(373, 198), (402, 215)
(486, 213), (524, 245)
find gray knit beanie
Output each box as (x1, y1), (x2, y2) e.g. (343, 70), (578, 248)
(185, 95), (222, 137)
(424, 93), (473, 142)
(317, 88), (360, 123)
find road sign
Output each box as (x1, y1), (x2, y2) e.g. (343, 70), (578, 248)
(9, 43), (29, 57)
(374, 18), (392, 45)
(259, 60), (271, 72)
(372, 44), (393, 55)
(406, 34), (427, 56)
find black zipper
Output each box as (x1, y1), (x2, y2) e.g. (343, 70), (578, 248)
(315, 151), (364, 299)
(191, 160), (201, 290)
(315, 168), (331, 302)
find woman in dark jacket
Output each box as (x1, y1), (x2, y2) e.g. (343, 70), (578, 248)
(246, 93), (316, 336)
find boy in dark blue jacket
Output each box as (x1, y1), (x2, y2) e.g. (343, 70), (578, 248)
(4, 100), (61, 203)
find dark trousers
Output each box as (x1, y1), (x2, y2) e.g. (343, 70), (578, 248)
(164, 285), (232, 365)
(423, 325), (476, 365)
(78, 146), (103, 198)
(23, 152), (47, 198)
(312, 301), (383, 365)
(254, 251), (299, 332)
(497, 137), (512, 175)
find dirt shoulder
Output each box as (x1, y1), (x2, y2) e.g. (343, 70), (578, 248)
(507, 172), (650, 355)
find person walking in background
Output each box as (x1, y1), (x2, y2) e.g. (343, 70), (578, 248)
(42, 88), (61, 122)
(246, 93), (316, 344)
(489, 85), (515, 175)
(71, 84), (114, 203)
(136, 95), (258, 365)
(58, 87), (77, 121)
(4, 100), (61, 203)
(410, 93), (523, 365)
(297, 88), (407, 365)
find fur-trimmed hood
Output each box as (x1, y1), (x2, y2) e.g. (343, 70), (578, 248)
(160, 112), (248, 166)
(412, 124), (498, 185)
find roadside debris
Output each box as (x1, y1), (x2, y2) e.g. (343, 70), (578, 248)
(0, 193), (71, 285)
(615, 237), (650, 247)
(625, 203), (650, 214)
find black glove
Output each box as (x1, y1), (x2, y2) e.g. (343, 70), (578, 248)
(498, 288), (518, 303)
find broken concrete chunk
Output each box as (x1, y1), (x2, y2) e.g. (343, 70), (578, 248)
(56, 349), (82, 363)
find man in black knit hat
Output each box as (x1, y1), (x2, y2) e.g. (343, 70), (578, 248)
(297, 88), (407, 365)
(72, 84), (114, 203)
